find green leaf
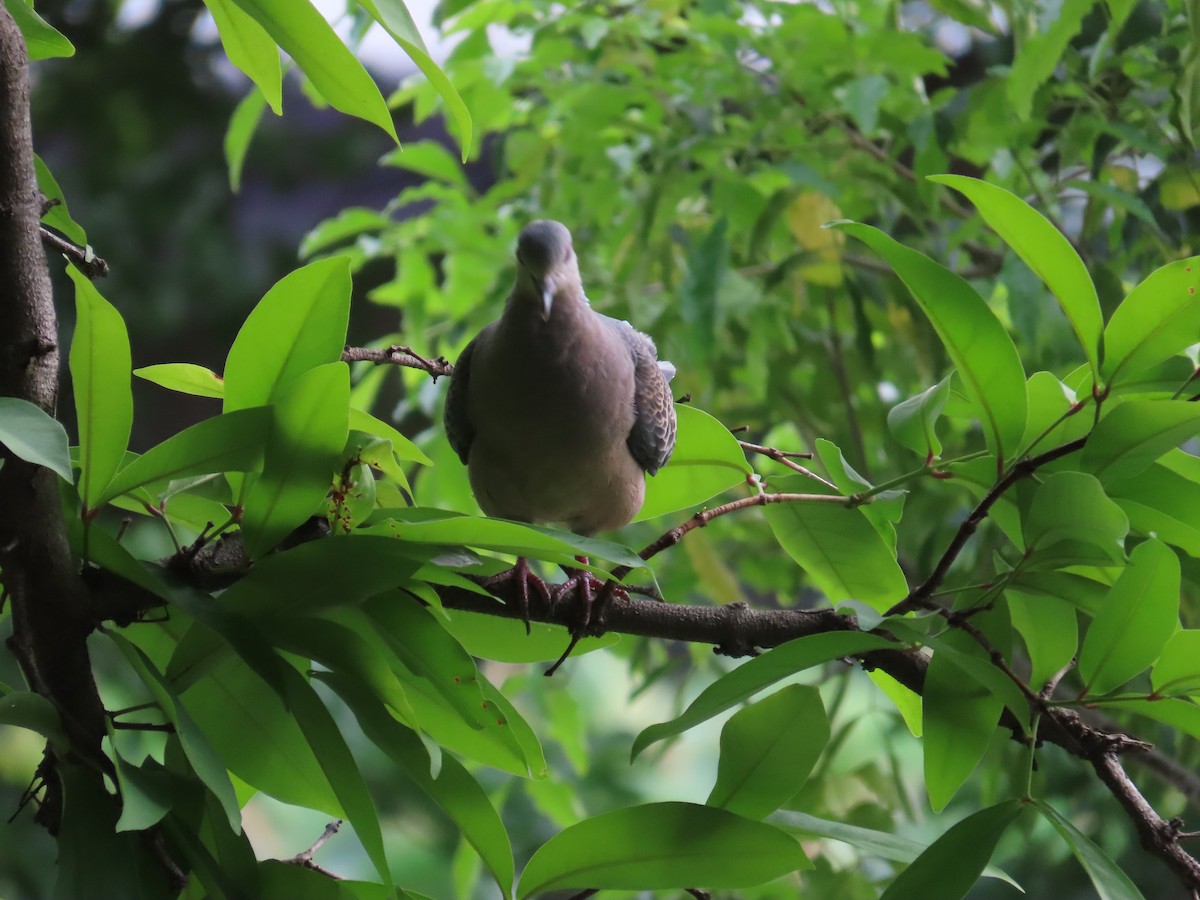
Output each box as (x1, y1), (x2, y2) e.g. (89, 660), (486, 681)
(815, 438), (905, 553)
(3, 0), (74, 59)
(53, 767), (163, 900)
(1152, 630), (1200, 696)
(925, 631), (1029, 727)
(887, 375), (951, 458)
(324, 672), (515, 895)
(1082, 400), (1200, 482)
(280, 666), (391, 889)
(763, 474), (908, 611)
(99, 407), (270, 505)
(106, 730), (174, 832)
(67, 264), (133, 511)
(174, 651), (341, 815)
(256, 861), (403, 899)
(349, 407), (431, 465)
(1102, 256), (1200, 384)
(381, 140), (471, 190)
(1008, 590), (1078, 690)
(517, 802), (809, 897)
(880, 800), (1023, 900)
(1112, 696), (1200, 742)
(931, 175), (1101, 374)
(1018, 371), (1090, 456)
(1079, 538), (1180, 696)
(227, 0), (397, 140)
(224, 87), (269, 193)
(707, 685), (829, 820)
(1037, 800), (1147, 900)
(364, 510), (642, 572)
(35, 155), (85, 243)
(835, 222), (1027, 467)
(164, 582), (292, 700)
(772, 810), (1019, 887)
(1108, 461), (1200, 558)
(868, 668), (923, 736)
(632, 632), (896, 758)
(269, 613), (417, 725)
(363, 595), (491, 727)
(108, 632), (243, 833)
(0, 397), (72, 481)
(0, 688), (68, 748)
(1005, 0), (1091, 119)
(302, 208), (392, 258)
(135, 362), (225, 399)
(635, 405), (752, 522)
(358, 0), (472, 158)
(679, 218), (728, 360)
(923, 633), (1001, 812)
(1023, 472), (1128, 566)
(242, 362), (350, 558)
(209, 535), (424, 618)
(204, 0), (282, 112)
(223, 256), (352, 413)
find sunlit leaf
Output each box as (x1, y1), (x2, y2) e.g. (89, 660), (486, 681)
(887, 375), (951, 458)
(1082, 400), (1200, 482)
(99, 407), (270, 504)
(932, 175), (1101, 374)
(224, 87), (269, 193)
(636, 404), (751, 522)
(67, 265), (133, 511)
(204, 0), (282, 112)
(1151, 630), (1200, 696)
(835, 222), (1027, 467)
(135, 363), (225, 399)
(228, 0), (397, 140)
(1102, 257), (1200, 384)
(242, 362), (350, 558)
(4, 0), (74, 59)
(223, 256), (352, 413)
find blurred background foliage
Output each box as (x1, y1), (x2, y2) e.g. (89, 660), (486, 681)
(4, 0), (1200, 897)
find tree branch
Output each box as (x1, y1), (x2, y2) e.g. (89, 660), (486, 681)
(887, 436), (1089, 615)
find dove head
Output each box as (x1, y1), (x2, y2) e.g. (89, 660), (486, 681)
(515, 220), (581, 320)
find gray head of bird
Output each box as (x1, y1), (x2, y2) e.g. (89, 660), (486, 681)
(515, 219), (581, 320)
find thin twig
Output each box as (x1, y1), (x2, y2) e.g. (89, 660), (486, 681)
(341, 345), (454, 379)
(39, 226), (108, 279)
(886, 436), (1088, 615)
(623, 490), (849, 579)
(738, 440), (835, 488)
(284, 820), (344, 879)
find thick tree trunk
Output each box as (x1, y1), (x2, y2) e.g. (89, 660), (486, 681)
(0, 4), (108, 829)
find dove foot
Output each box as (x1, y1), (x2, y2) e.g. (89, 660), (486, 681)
(479, 557), (550, 635)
